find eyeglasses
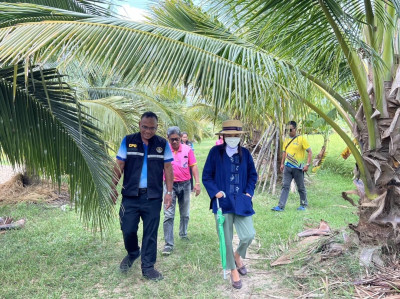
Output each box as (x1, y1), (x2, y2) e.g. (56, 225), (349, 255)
(169, 138), (180, 142)
(141, 125), (157, 132)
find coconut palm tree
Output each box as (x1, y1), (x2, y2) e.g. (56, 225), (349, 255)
(144, 0), (400, 244)
(208, 0), (400, 244)
(1, 0), (399, 243)
(0, 1), (207, 229)
(0, 0), (119, 230)
(0, 63), (115, 229)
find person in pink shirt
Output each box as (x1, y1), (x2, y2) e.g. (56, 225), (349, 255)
(162, 126), (201, 256)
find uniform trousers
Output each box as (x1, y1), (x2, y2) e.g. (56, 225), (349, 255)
(120, 190), (162, 270)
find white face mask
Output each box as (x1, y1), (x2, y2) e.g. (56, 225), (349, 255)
(225, 137), (241, 148)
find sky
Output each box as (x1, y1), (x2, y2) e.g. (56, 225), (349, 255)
(116, 0), (152, 22)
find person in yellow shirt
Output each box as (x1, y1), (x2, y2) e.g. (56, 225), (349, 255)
(272, 121), (312, 211)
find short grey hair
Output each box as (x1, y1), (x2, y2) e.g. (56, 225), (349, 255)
(167, 126), (181, 137)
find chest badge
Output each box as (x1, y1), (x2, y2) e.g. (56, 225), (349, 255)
(156, 147), (163, 153)
(128, 144), (137, 148)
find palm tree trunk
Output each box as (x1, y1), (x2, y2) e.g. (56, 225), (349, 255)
(22, 165), (41, 186)
(351, 79), (400, 245)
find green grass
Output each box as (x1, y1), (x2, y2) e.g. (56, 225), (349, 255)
(254, 133), (358, 253)
(0, 135), (362, 298)
(311, 133), (356, 177)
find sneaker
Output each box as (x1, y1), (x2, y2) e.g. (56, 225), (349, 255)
(271, 206), (284, 212)
(143, 268), (164, 281)
(297, 206), (306, 211)
(180, 236), (189, 241)
(162, 246), (173, 256)
(120, 251), (141, 273)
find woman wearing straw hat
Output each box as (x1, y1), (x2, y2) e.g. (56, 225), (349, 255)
(202, 120), (258, 289)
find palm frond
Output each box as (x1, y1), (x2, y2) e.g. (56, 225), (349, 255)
(0, 0), (113, 16)
(0, 3), (353, 123)
(0, 3), (91, 28)
(0, 2), (364, 135)
(0, 64), (114, 230)
(149, 0), (235, 40)
(86, 86), (205, 140)
(0, 13), (284, 114)
(81, 96), (141, 152)
(212, 0), (386, 75)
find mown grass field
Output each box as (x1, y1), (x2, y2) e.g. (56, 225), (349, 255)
(0, 133), (361, 298)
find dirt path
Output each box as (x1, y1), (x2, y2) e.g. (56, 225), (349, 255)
(219, 235), (299, 298)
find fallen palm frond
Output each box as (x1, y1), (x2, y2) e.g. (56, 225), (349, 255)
(270, 221), (353, 267)
(296, 281), (348, 299)
(271, 235), (326, 267)
(297, 220), (332, 238)
(354, 262), (400, 298)
(271, 235), (342, 267)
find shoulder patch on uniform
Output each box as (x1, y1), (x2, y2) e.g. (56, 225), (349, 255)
(128, 144), (137, 148)
(156, 146), (163, 153)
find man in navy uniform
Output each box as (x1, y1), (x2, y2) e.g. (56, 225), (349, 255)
(111, 111), (174, 281)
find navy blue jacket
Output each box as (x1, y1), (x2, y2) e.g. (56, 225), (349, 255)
(122, 133), (167, 199)
(202, 145), (258, 216)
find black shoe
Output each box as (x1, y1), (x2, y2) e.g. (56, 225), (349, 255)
(142, 268), (164, 281)
(162, 246), (173, 256)
(119, 251), (141, 273)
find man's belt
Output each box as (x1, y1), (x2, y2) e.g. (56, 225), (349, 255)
(173, 180), (190, 185)
(138, 188), (147, 194)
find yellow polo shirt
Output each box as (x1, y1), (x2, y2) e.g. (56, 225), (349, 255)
(283, 136), (310, 169)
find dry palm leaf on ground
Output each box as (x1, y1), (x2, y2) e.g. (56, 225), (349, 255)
(354, 262), (400, 298)
(271, 220), (347, 266)
(0, 174), (69, 205)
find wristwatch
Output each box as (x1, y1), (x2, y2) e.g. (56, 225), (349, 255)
(166, 191), (172, 195)
(306, 163), (310, 166)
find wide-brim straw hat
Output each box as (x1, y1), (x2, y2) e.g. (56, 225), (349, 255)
(216, 120), (246, 135)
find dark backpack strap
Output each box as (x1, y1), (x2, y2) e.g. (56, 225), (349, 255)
(284, 135), (299, 151)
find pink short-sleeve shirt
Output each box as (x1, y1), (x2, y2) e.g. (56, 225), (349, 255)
(170, 143), (197, 182)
